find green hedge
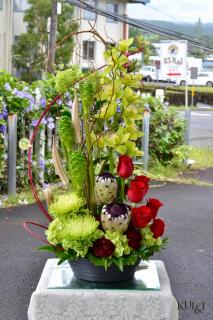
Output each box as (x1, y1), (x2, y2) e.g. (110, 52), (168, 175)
(142, 84), (213, 106)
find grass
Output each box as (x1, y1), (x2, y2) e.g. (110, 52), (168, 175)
(143, 83), (213, 93)
(143, 147), (213, 186)
(0, 184), (68, 209)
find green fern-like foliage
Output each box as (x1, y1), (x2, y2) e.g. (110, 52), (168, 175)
(58, 115), (75, 153)
(49, 193), (85, 218)
(46, 214), (103, 257)
(69, 151), (87, 196)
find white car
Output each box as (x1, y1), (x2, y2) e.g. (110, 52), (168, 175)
(176, 71), (213, 87)
(141, 66), (157, 82)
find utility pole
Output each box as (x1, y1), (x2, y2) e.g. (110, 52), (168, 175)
(47, 0), (58, 72)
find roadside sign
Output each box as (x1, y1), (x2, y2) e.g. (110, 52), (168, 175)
(190, 67), (198, 79)
(160, 41), (187, 79)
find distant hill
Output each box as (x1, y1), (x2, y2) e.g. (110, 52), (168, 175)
(140, 20), (213, 37)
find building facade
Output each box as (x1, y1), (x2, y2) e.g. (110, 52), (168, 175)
(0, 0), (28, 73)
(0, 0), (148, 74)
(72, 0), (128, 71)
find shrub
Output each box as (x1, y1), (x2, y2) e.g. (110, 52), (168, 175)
(149, 108), (185, 164)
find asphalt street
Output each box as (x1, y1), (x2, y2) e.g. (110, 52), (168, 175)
(180, 110), (213, 149)
(0, 182), (213, 320)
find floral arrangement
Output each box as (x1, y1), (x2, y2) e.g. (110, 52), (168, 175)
(26, 38), (168, 271)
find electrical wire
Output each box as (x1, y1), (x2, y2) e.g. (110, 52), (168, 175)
(65, 0), (213, 52)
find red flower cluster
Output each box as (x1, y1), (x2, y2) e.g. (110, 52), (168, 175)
(117, 155), (134, 179)
(127, 175), (149, 203)
(116, 155), (166, 239)
(92, 237), (115, 258)
(147, 198), (164, 219)
(125, 228), (142, 250)
(132, 206), (152, 228)
(150, 219), (165, 238)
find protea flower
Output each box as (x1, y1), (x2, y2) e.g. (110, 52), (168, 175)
(101, 203), (131, 233)
(95, 173), (117, 205)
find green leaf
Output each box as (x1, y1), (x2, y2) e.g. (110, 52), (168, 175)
(118, 38), (134, 52)
(37, 245), (56, 253)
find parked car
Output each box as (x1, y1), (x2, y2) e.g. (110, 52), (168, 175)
(141, 66), (157, 82)
(176, 71), (213, 87)
(141, 65), (176, 83)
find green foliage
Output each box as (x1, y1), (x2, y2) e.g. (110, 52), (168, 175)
(105, 231), (131, 257)
(38, 245), (77, 265)
(49, 193), (85, 218)
(58, 116), (75, 153)
(87, 236), (168, 271)
(55, 66), (82, 93)
(12, 0), (78, 81)
(69, 151), (87, 196)
(46, 214), (103, 257)
(149, 107), (185, 164)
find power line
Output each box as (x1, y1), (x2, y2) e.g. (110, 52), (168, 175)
(65, 0), (213, 52)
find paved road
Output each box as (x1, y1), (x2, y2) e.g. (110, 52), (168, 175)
(0, 183), (213, 320)
(180, 110), (213, 149)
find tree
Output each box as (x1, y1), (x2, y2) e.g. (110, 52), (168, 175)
(12, 0), (78, 82)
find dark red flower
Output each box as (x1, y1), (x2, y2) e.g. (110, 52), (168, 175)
(127, 179), (149, 203)
(150, 219), (165, 238)
(125, 228), (142, 250)
(117, 155), (134, 179)
(92, 237), (115, 258)
(147, 198), (164, 219)
(131, 206), (152, 228)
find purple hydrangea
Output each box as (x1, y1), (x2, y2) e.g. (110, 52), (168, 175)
(31, 117), (47, 127)
(38, 159), (45, 170)
(12, 88), (18, 95)
(4, 83), (11, 91)
(57, 99), (63, 105)
(25, 104), (33, 113)
(47, 122), (55, 130)
(40, 98), (46, 108)
(67, 100), (72, 108)
(0, 124), (6, 134)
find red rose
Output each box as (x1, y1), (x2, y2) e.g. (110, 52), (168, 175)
(134, 175), (150, 184)
(117, 155), (134, 179)
(131, 206), (152, 228)
(126, 228), (142, 250)
(127, 179), (149, 203)
(150, 219), (165, 238)
(147, 198), (164, 219)
(92, 237), (115, 258)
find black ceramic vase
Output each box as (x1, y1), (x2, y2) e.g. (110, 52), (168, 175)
(69, 258), (139, 283)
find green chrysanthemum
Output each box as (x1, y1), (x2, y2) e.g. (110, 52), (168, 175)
(46, 214), (103, 257)
(49, 193), (85, 217)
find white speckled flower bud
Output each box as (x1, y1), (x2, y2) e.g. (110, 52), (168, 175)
(95, 173), (117, 205)
(101, 203), (131, 233)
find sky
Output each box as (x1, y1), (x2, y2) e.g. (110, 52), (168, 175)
(127, 0), (213, 23)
